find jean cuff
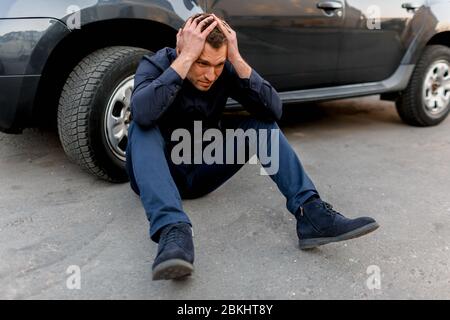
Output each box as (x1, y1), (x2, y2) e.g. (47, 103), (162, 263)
(288, 190), (320, 215)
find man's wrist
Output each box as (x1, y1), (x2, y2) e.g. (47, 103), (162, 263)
(177, 51), (197, 65)
(229, 54), (252, 79)
(171, 52), (196, 79)
(228, 53), (243, 65)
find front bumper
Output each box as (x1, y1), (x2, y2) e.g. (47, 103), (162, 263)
(0, 17), (69, 132)
(0, 75), (40, 132)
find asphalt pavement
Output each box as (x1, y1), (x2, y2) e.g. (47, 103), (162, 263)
(1, 95), (449, 299)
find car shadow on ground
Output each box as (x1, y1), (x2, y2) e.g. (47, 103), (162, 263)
(279, 96), (403, 129)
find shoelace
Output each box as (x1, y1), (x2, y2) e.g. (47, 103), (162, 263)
(161, 225), (183, 247)
(299, 201), (342, 218)
(323, 202), (342, 217)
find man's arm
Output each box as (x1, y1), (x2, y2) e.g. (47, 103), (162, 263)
(228, 55), (252, 79)
(130, 53), (184, 128)
(227, 63), (283, 121)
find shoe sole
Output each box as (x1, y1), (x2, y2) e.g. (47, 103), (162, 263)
(152, 259), (194, 281)
(299, 222), (380, 250)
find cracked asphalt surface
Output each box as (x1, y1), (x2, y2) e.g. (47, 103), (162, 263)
(1, 95), (449, 299)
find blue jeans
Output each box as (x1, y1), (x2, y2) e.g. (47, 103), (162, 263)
(126, 117), (318, 242)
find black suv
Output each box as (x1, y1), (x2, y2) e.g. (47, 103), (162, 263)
(1, 0), (450, 181)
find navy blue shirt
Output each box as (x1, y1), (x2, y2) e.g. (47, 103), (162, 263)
(130, 47), (282, 143)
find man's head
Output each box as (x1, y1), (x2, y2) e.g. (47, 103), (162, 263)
(181, 14), (228, 91)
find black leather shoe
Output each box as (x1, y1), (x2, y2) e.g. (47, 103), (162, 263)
(296, 198), (379, 250)
(152, 223), (194, 280)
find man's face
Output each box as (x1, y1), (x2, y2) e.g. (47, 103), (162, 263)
(186, 43), (227, 91)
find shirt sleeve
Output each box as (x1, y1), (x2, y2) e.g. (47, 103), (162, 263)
(227, 64), (282, 121)
(130, 55), (183, 128)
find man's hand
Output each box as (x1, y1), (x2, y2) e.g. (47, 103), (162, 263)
(176, 15), (217, 60)
(172, 15), (218, 79)
(212, 14), (252, 79)
(212, 14), (240, 61)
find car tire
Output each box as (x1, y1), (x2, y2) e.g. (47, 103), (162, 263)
(58, 46), (151, 182)
(396, 45), (450, 126)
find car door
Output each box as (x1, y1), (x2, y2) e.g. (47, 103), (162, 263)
(205, 0), (345, 91)
(336, 0), (418, 85)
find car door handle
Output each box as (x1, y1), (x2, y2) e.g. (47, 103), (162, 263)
(401, 2), (422, 10)
(317, 1), (343, 10)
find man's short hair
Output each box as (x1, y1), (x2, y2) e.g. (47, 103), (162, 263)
(183, 13), (228, 49)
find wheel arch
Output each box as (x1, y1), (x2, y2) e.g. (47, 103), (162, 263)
(33, 18), (178, 128)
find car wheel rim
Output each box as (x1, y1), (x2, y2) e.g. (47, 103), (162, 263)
(422, 60), (450, 116)
(105, 75), (134, 162)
